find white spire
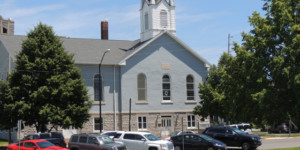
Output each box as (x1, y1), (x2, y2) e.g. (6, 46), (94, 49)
(169, 0), (174, 6)
(140, 0), (176, 42)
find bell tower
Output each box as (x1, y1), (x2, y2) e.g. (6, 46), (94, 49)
(140, 0), (176, 42)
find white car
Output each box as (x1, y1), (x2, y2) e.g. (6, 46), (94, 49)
(114, 131), (174, 150)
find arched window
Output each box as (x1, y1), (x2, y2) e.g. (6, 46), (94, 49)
(162, 75), (171, 100)
(94, 74), (102, 101)
(144, 13), (149, 30)
(138, 73), (147, 101)
(186, 75), (194, 100)
(160, 10), (168, 28)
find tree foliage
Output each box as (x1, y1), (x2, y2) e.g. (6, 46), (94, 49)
(8, 23), (91, 132)
(194, 0), (300, 127)
(0, 80), (15, 130)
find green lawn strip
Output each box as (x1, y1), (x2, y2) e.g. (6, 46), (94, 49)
(252, 131), (300, 138)
(268, 147), (300, 150)
(0, 140), (8, 146)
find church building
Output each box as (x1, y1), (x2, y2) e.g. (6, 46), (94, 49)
(0, 0), (211, 139)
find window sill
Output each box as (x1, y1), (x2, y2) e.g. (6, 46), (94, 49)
(93, 101), (106, 105)
(161, 101), (173, 104)
(185, 101), (197, 104)
(136, 101), (148, 104)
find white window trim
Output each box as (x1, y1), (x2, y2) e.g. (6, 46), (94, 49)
(187, 115), (196, 129)
(137, 116), (147, 131)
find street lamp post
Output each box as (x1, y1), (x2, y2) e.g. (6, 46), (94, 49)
(99, 49), (110, 133)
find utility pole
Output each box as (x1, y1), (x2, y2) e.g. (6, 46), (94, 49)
(228, 34), (231, 54)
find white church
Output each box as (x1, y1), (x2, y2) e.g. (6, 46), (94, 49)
(0, 0), (211, 140)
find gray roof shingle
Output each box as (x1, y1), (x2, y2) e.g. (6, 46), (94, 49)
(0, 34), (141, 65)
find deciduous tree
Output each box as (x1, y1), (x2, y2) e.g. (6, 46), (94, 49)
(8, 23), (91, 132)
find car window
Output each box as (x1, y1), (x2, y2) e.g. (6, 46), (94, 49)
(24, 142), (36, 148)
(113, 133), (122, 139)
(79, 136), (88, 143)
(225, 129), (233, 135)
(98, 136), (115, 144)
(206, 128), (218, 133)
(88, 137), (99, 145)
(71, 135), (79, 142)
(40, 133), (51, 139)
(51, 133), (63, 138)
(135, 134), (144, 140)
(36, 141), (55, 148)
(190, 135), (202, 142)
(123, 134), (135, 140)
(103, 132), (116, 136)
(144, 134), (160, 141)
(33, 135), (39, 139)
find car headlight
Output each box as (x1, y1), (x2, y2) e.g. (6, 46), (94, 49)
(160, 144), (167, 148)
(214, 143), (224, 147)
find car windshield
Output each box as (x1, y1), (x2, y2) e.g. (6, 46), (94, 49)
(197, 134), (214, 141)
(98, 136), (115, 144)
(232, 128), (246, 134)
(144, 134), (160, 141)
(170, 132), (180, 137)
(36, 141), (55, 148)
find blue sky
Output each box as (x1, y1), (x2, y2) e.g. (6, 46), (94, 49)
(0, 0), (266, 65)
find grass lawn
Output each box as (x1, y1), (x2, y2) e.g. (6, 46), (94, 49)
(268, 147), (300, 150)
(253, 131), (300, 138)
(0, 140), (8, 146)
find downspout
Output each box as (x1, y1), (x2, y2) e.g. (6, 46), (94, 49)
(113, 65), (116, 130)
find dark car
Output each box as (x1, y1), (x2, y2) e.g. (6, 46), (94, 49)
(69, 133), (128, 150)
(203, 126), (262, 150)
(22, 132), (66, 147)
(268, 123), (289, 133)
(170, 133), (226, 150)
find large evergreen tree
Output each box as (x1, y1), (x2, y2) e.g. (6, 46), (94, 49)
(8, 23), (91, 132)
(194, 0), (300, 127)
(0, 80), (15, 130)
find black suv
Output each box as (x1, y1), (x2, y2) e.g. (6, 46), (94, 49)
(203, 127), (262, 150)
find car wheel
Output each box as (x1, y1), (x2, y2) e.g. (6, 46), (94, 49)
(149, 147), (158, 150)
(242, 142), (251, 150)
(174, 146), (181, 150)
(208, 147), (214, 150)
(278, 130), (282, 133)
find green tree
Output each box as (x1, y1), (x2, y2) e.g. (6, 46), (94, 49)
(0, 80), (15, 130)
(8, 23), (91, 132)
(195, 0), (300, 128)
(237, 0), (300, 126)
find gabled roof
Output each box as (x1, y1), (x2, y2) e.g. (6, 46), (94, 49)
(118, 31), (212, 67)
(0, 34), (141, 65)
(0, 32), (211, 67)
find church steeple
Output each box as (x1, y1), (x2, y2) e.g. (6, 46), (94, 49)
(140, 0), (176, 42)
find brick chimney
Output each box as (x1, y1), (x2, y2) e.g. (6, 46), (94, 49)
(101, 20), (108, 40)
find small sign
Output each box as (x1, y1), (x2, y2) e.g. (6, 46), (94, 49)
(162, 64), (171, 70)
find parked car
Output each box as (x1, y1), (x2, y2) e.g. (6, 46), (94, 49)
(69, 133), (127, 150)
(113, 131), (174, 150)
(268, 123), (289, 133)
(170, 133), (226, 150)
(22, 132), (66, 147)
(165, 131), (194, 141)
(203, 126), (262, 150)
(7, 139), (68, 150)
